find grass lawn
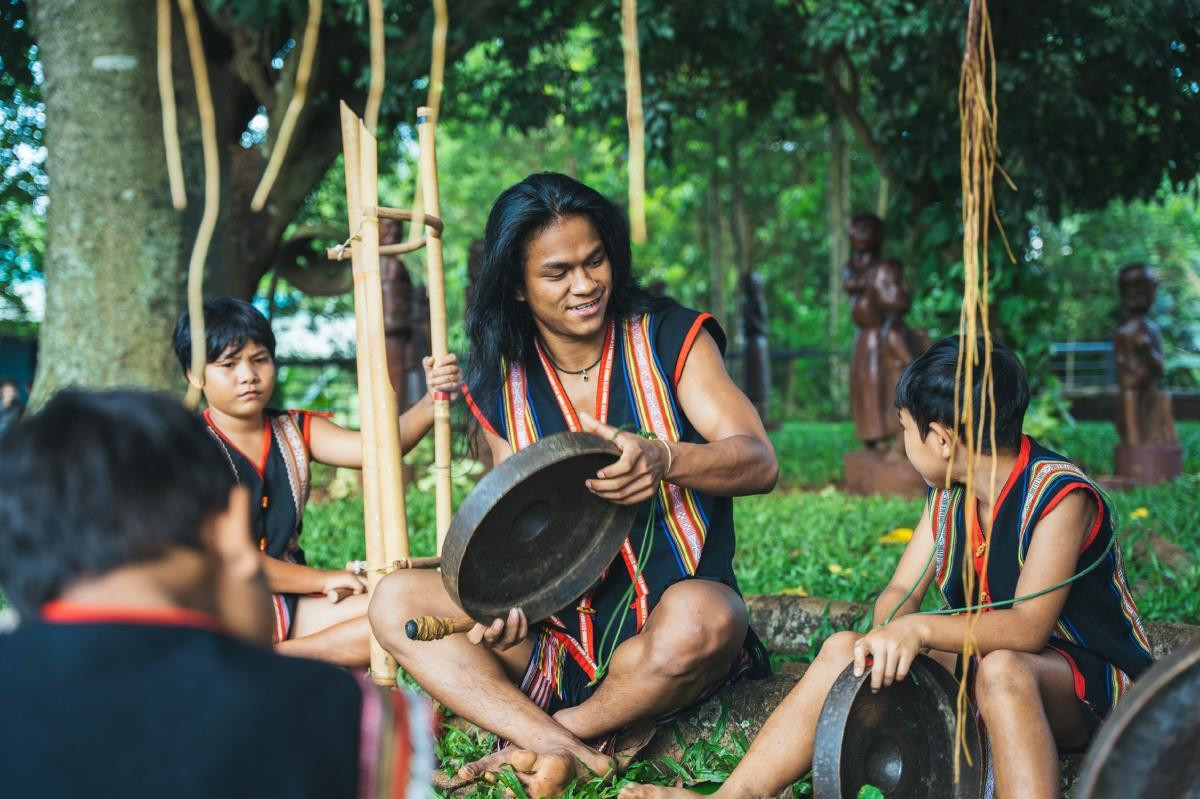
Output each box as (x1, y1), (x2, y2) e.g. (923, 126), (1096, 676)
(299, 421), (1199, 796)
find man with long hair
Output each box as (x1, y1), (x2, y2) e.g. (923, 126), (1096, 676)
(370, 173), (779, 796)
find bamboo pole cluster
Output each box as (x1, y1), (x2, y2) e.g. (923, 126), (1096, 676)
(338, 102), (414, 686)
(332, 102), (453, 685)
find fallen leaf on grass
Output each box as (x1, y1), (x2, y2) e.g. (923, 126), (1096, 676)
(878, 527), (914, 544)
(780, 585), (809, 597)
(827, 563), (854, 576)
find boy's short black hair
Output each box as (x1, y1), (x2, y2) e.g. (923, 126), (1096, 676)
(0, 390), (236, 618)
(894, 336), (1030, 452)
(173, 298), (276, 375)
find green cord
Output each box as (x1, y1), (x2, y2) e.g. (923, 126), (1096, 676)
(882, 499), (1121, 625)
(588, 493), (657, 686)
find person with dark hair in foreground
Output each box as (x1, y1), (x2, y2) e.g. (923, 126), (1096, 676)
(173, 298), (459, 667)
(369, 173), (779, 796)
(0, 390), (432, 799)
(621, 337), (1152, 799)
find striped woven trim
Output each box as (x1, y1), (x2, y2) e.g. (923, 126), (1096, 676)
(622, 314), (708, 575)
(356, 679), (435, 799)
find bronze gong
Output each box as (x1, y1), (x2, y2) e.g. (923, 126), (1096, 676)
(1074, 639), (1200, 799)
(439, 431), (637, 625)
(813, 655), (983, 799)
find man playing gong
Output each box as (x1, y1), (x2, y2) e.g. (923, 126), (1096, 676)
(370, 172), (779, 795)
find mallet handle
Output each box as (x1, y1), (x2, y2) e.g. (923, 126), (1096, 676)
(404, 615), (475, 641)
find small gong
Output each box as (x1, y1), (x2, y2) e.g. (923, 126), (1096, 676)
(1074, 639), (1200, 799)
(813, 655), (983, 799)
(440, 432), (637, 625)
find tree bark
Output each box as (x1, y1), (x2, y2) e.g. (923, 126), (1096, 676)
(31, 0), (186, 403)
(705, 120), (727, 329)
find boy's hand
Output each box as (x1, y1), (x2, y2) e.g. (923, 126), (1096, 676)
(423, 354), (461, 401)
(853, 615), (926, 692)
(322, 570), (367, 599)
(466, 607), (529, 651)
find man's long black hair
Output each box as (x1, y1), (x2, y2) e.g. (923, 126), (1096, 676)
(465, 172), (669, 409)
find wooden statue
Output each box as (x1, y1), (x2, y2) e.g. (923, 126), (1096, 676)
(466, 239), (485, 312)
(842, 214), (928, 496)
(740, 271), (771, 424)
(1114, 264), (1177, 446)
(1112, 264), (1182, 485)
(406, 283), (432, 406)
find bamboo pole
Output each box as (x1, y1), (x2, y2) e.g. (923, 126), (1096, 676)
(357, 118), (411, 568)
(406, 0), (449, 245)
(416, 107), (453, 553)
(156, 0), (186, 210)
(339, 103), (392, 686)
(365, 0), (384, 131)
(250, 0), (322, 212)
(177, 0), (219, 409)
(621, 0), (647, 245)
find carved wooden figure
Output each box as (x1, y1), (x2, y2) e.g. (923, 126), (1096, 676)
(741, 271), (771, 423)
(1114, 264), (1177, 446)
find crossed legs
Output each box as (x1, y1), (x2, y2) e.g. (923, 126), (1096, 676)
(369, 570), (747, 796)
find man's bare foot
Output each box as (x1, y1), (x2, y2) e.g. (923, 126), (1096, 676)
(619, 784), (705, 799)
(504, 748), (615, 798)
(454, 744), (515, 784)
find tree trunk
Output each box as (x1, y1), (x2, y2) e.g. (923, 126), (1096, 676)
(827, 114), (850, 418)
(706, 120), (728, 329)
(28, 1), (356, 406)
(31, 0), (186, 403)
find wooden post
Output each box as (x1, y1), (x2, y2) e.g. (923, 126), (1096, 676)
(621, 0), (647, 245)
(416, 107), (453, 553)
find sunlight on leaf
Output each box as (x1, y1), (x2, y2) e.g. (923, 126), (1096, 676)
(878, 527), (914, 544)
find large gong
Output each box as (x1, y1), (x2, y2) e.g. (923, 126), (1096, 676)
(813, 655), (983, 799)
(440, 431), (637, 625)
(1074, 639), (1200, 799)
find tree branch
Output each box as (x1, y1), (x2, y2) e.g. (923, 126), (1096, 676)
(822, 49), (894, 185)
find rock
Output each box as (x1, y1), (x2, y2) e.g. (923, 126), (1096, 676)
(1133, 532), (1195, 574)
(746, 595), (868, 654)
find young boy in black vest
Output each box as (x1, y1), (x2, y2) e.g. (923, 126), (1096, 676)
(174, 298), (459, 666)
(0, 390), (432, 798)
(621, 338), (1152, 799)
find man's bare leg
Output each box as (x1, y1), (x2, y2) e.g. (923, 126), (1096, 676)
(276, 594), (370, 667)
(554, 580), (749, 741)
(368, 570), (614, 791)
(973, 649), (1089, 799)
(620, 630), (862, 799)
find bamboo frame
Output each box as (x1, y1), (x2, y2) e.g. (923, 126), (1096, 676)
(177, 0), (220, 408)
(621, 0), (647, 245)
(327, 238), (428, 261)
(417, 107), (453, 553)
(405, 0), (449, 245)
(250, 0), (322, 212)
(339, 102), (413, 687)
(365, 0), (384, 130)
(156, 0), (186, 210)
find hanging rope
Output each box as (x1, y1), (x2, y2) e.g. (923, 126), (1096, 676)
(407, 0), (449, 245)
(250, 0), (322, 212)
(156, 0), (186, 210)
(177, 0), (220, 408)
(621, 0), (647, 245)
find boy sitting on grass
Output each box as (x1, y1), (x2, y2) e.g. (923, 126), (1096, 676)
(174, 298), (460, 667)
(0, 390), (432, 798)
(622, 337), (1152, 799)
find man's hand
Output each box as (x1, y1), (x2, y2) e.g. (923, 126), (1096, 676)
(467, 607), (529, 651)
(322, 569), (367, 599)
(578, 412), (669, 505)
(423, 354), (461, 400)
(853, 615), (927, 692)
